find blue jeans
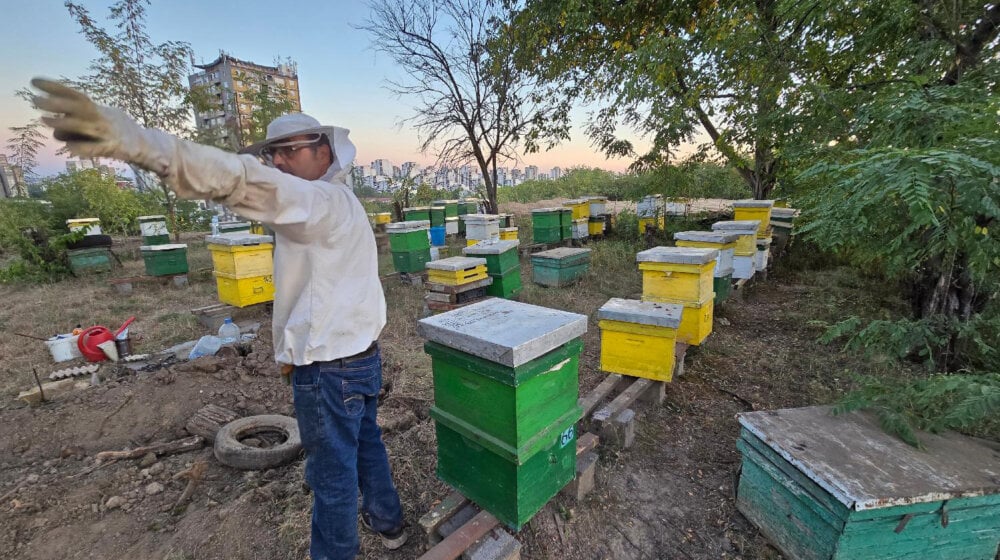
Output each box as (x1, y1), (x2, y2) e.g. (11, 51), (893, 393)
(292, 344), (403, 560)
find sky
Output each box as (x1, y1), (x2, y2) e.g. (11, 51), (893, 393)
(0, 0), (652, 177)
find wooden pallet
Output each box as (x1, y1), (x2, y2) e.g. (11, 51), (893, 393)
(579, 371), (670, 450)
(110, 273), (189, 294)
(417, 432), (599, 560)
(189, 302), (270, 331)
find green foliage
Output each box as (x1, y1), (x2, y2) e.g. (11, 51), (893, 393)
(835, 373), (1000, 447)
(40, 170), (149, 237)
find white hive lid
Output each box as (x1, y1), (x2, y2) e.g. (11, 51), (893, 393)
(732, 199), (775, 208)
(206, 233), (274, 246)
(426, 256), (488, 271)
(463, 240), (520, 255)
(712, 220), (761, 232)
(141, 243), (187, 251)
(636, 246), (719, 265)
(385, 220), (430, 231)
(673, 231), (740, 244)
(417, 299), (587, 367)
(598, 298), (682, 328)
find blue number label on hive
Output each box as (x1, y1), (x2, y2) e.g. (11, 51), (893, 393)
(559, 425), (575, 448)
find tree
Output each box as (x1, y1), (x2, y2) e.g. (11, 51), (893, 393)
(361, 0), (567, 213)
(65, 0), (193, 241)
(5, 120), (45, 195)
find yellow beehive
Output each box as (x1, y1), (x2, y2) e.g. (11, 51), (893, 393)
(588, 220), (604, 236)
(426, 257), (489, 286)
(375, 212), (392, 225)
(638, 216), (666, 233)
(637, 247), (718, 304)
(499, 227), (518, 241)
(733, 200), (774, 238)
(214, 272), (275, 307)
(675, 239), (736, 252)
(711, 221), (760, 256)
(639, 295), (714, 346)
(208, 243), (274, 277)
(597, 298), (683, 382)
(563, 199), (590, 220)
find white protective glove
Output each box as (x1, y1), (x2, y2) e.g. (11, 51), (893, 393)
(31, 78), (169, 176)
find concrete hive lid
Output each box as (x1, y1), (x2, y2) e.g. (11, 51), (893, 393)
(426, 256), (488, 271)
(771, 207), (800, 218)
(756, 238), (773, 246)
(531, 207), (565, 213)
(636, 246), (719, 265)
(462, 213), (500, 223)
(206, 233), (274, 246)
(732, 199), (775, 208)
(463, 240), (520, 255)
(673, 231), (740, 244)
(417, 299), (587, 367)
(140, 243), (188, 251)
(385, 220), (430, 231)
(533, 247), (592, 260)
(598, 298), (682, 328)
(712, 220), (761, 232)
(137, 215), (166, 221)
(406, 206), (432, 211)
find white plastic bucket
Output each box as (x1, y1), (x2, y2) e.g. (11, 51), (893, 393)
(46, 334), (82, 362)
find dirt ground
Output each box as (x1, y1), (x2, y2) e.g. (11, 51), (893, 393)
(0, 219), (908, 560)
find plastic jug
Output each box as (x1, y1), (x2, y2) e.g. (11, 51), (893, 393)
(218, 318), (240, 345)
(188, 335), (222, 360)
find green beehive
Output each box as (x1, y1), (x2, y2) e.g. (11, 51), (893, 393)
(531, 208), (562, 229)
(67, 247), (112, 274)
(737, 406), (1000, 560)
(417, 298), (588, 530)
(463, 239), (520, 274)
(391, 248), (432, 273)
(138, 215), (170, 245)
(486, 268), (522, 299)
(429, 206), (446, 227)
(140, 243), (189, 276)
(386, 221), (430, 252)
(445, 200), (459, 218)
(713, 273), (733, 304)
(404, 206), (432, 222)
(531, 247), (591, 287)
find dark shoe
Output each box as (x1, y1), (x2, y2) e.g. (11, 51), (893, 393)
(361, 513), (408, 550)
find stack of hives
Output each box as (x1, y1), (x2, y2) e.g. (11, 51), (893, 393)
(432, 199), (461, 237)
(457, 198), (479, 235)
(637, 247), (718, 346)
(206, 233), (275, 307)
(733, 200), (775, 274)
(424, 256), (492, 313)
(65, 218), (112, 275)
(403, 206), (431, 222)
(417, 298), (587, 530)
(563, 199), (590, 241)
(428, 203), (447, 247)
(529, 208), (563, 244)
(464, 239), (522, 299)
(367, 212), (392, 232)
(462, 213), (500, 246)
(584, 196), (609, 237)
(137, 214), (188, 278)
(531, 247), (591, 288)
(387, 220), (432, 275)
(769, 206), (800, 253)
(637, 194), (664, 234)
(497, 213), (518, 241)
(673, 231), (739, 304)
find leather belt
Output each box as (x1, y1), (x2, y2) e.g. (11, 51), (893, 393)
(331, 342), (378, 367)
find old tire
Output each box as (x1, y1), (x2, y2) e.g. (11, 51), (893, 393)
(214, 415), (302, 470)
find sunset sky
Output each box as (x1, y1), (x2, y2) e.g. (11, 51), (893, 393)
(0, 0), (657, 177)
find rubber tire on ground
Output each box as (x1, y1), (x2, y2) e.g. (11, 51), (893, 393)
(214, 414), (302, 470)
(66, 234), (113, 250)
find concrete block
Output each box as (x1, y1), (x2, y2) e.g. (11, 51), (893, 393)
(464, 528), (522, 560)
(639, 380), (666, 406)
(600, 408), (636, 449)
(172, 274), (189, 287)
(562, 450), (599, 502)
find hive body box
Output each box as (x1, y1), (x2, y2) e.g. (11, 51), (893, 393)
(418, 299), (588, 530)
(737, 406), (1000, 560)
(140, 243), (189, 276)
(598, 298), (683, 381)
(138, 215), (169, 245)
(733, 199), (774, 238)
(403, 206), (432, 222)
(426, 256), (488, 286)
(464, 240), (522, 299)
(67, 247), (112, 274)
(531, 207), (563, 243)
(712, 220), (761, 256)
(463, 214), (500, 243)
(386, 221), (432, 273)
(531, 247), (592, 287)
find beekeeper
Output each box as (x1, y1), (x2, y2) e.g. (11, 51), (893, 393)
(31, 78), (406, 559)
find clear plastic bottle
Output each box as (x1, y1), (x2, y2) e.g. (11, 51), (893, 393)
(218, 318), (239, 345)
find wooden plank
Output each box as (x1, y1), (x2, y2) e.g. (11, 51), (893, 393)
(576, 432), (598, 456)
(418, 510), (499, 560)
(591, 377), (652, 423)
(578, 374), (623, 417)
(419, 492), (470, 541)
(425, 276), (493, 294)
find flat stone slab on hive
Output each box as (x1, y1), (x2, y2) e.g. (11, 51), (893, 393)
(462, 214), (500, 222)
(532, 247), (591, 260)
(673, 231), (740, 244)
(636, 246), (719, 265)
(770, 207), (800, 218)
(427, 256), (488, 271)
(386, 220), (430, 231)
(205, 233), (273, 245)
(738, 405), (1000, 510)
(732, 199), (775, 208)
(712, 220), (761, 232)
(597, 298), (683, 328)
(417, 298), (587, 367)
(464, 240), (520, 255)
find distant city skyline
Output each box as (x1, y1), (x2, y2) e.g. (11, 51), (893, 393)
(0, 1), (652, 180)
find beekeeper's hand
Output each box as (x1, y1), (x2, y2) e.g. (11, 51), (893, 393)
(31, 78), (158, 170)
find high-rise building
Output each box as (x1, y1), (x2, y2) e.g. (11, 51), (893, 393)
(524, 165), (538, 181)
(550, 166), (563, 180)
(189, 52), (301, 149)
(0, 154), (26, 198)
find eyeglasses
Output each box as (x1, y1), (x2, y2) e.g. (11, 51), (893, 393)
(261, 135), (323, 163)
